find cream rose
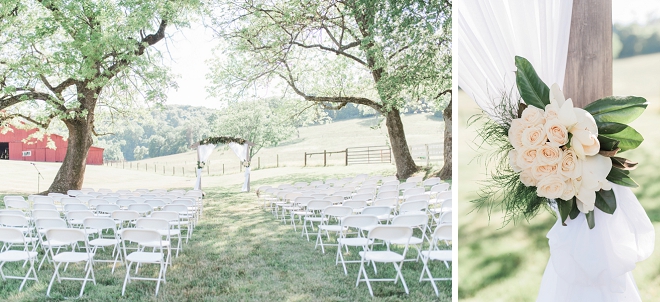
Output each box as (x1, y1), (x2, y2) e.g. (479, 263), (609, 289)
(520, 168), (538, 187)
(521, 125), (546, 147)
(537, 144), (562, 165)
(544, 103), (559, 121)
(508, 150), (522, 173)
(544, 119), (569, 147)
(560, 179), (576, 201)
(571, 130), (601, 158)
(508, 119), (527, 149)
(521, 106), (545, 126)
(516, 146), (537, 169)
(558, 149), (581, 179)
(536, 175), (566, 199)
(532, 162), (558, 180)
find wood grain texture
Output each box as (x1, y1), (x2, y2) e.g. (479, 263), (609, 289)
(563, 0), (613, 108)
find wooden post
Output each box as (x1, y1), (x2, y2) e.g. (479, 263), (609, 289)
(426, 144), (430, 166)
(172, 166), (174, 175)
(240, 162), (242, 172)
(277, 154), (279, 167)
(323, 150), (327, 167)
(345, 148), (348, 166)
(304, 152), (307, 167)
(563, 0), (612, 108)
(223, 163), (225, 175)
(163, 166), (165, 174)
(258, 157), (260, 170)
(182, 167), (184, 176)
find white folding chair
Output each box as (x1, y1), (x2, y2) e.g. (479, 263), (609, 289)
(336, 215), (379, 275)
(398, 200), (429, 215)
(32, 203), (58, 211)
(420, 224), (452, 296)
(120, 229), (167, 296)
(112, 210), (140, 230)
(128, 203), (154, 217)
(96, 204), (121, 217)
(301, 200), (332, 241)
(34, 217), (68, 270)
(135, 218), (173, 266)
(289, 197), (313, 231)
(5, 199), (29, 212)
(162, 204), (192, 243)
(315, 206), (353, 253)
(83, 217), (122, 273)
(342, 200), (368, 214)
(0, 227), (39, 291)
(406, 176), (423, 183)
(356, 225), (413, 296)
(45, 228), (96, 298)
(391, 213), (430, 261)
(150, 211), (183, 257)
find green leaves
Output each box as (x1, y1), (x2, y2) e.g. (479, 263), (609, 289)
(607, 168), (639, 188)
(584, 96), (648, 124)
(586, 211), (595, 229)
(557, 198), (574, 226)
(600, 126), (643, 152)
(594, 189), (616, 214)
(515, 56), (550, 110)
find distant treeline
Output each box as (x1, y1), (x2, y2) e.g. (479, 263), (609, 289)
(614, 20), (660, 58)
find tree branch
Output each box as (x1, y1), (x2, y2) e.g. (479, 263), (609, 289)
(0, 91), (53, 110)
(435, 89), (451, 100)
(290, 41), (366, 66)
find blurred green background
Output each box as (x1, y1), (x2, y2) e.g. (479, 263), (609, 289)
(457, 52), (660, 300)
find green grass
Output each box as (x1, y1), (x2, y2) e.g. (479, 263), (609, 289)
(457, 52), (660, 301)
(0, 172), (450, 301)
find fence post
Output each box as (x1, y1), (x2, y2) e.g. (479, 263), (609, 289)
(223, 164), (225, 175)
(154, 164), (156, 173)
(345, 148), (348, 166)
(426, 144), (430, 166)
(277, 154), (279, 167)
(172, 166), (174, 175)
(163, 166), (165, 174)
(240, 162), (242, 172)
(304, 152), (307, 167)
(258, 157), (260, 170)
(182, 167), (184, 176)
(323, 150), (327, 167)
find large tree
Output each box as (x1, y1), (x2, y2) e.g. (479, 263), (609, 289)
(208, 0), (451, 179)
(0, 0), (200, 193)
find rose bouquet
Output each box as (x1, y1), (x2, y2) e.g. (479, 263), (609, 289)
(473, 56), (646, 229)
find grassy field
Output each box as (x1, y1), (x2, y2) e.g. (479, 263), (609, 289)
(458, 53), (660, 301)
(0, 170), (451, 301)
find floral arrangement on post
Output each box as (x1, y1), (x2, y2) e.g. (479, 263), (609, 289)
(196, 161), (205, 170)
(473, 56), (647, 229)
(199, 136), (246, 145)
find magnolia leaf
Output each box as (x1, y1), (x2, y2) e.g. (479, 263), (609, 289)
(515, 56), (550, 109)
(557, 198), (573, 226)
(586, 211), (595, 229)
(569, 198), (580, 219)
(598, 135), (620, 151)
(606, 167), (639, 188)
(584, 96), (647, 124)
(611, 157), (638, 170)
(598, 148), (620, 157)
(597, 122), (628, 135)
(600, 126), (643, 152)
(594, 189), (616, 214)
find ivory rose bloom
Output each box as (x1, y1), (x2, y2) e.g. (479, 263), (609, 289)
(544, 119), (569, 147)
(508, 150), (522, 173)
(536, 175), (566, 199)
(571, 129), (600, 158)
(508, 119), (527, 149)
(531, 162), (558, 180)
(558, 149), (581, 179)
(520, 168), (538, 187)
(544, 103), (559, 120)
(521, 106), (545, 126)
(560, 179), (577, 201)
(537, 144), (562, 165)
(521, 125), (546, 147)
(516, 146), (538, 169)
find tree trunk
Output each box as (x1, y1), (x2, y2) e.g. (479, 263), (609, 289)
(385, 108), (418, 179)
(438, 99), (452, 180)
(46, 117), (94, 194)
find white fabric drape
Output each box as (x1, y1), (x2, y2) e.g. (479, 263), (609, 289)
(458, 1), (655, 301)
(457, 0), (572, 118)
(229, 142), (251, 192)
(194, 144), (216, 190)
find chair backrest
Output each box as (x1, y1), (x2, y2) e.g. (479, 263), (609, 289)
(47, 193), (66, 202)
(398, 182), (418, 191)
(323, 196), (344, 204)
(431, 183), (451, 193)
(342, 200), (367, 210)
(117, 199), (137, 207)
(441, 199), (452, 211)
(355, 188), (375, 195)
(150, 211), (179, 222)
(376, 191), (398, 200)
(96, 204), (121, 214)
(311, 194), (327, 200)
(3, 195), (25, 202)
(0, 209), (25, 217)
(402, 187), (425, 198)
(32, 210), (61, 219)
(88, 199), (109, 208)
(423, 177), (442, 187)
(399, 200), (428, 213)
(360, 206), (391, 216)
(172, 199), (194, 206)
(162, 204), (187, 214)
(294, 196), (314, 207)
(0, 227), (28, 245)
(0, 214), (30, 228)
(433, 224), (452, 243)
(406, 176), (423, 183)
(342, 215), (379, 230)
(64, 203), (89, 212)
(83, 217), (117, 231)
(381, 181), (400, 188)
(351, 194), (373, 202)
(32, 203), (58, 211)
(406, 194), (430, 203)
(33, 196), (55, 204)
(46, 228), (87, 246)
(35, 217), (67, 230)
(368, 225), (413, 242)
(112, 210), (140, 221)
(333, 191), (352, 198)
(145, 199), (166, 209)
(61, 197), (83, 205)
(135, 218), (170, 231)
(438, 210), (452, 224)
(66, 210), (95, 221)
(322, 206), (353, 219)
(373, 198), (398, 208)
(121, 229), (161, 246)
(306, 200), (332, 211)
(127, 203), (153, 215)
(437, 191), (452, 201)
(75, 195), (94, 203)
(391, 213), (429, 228)
(5, 199), (29, 210)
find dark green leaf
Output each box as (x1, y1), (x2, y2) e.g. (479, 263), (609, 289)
(515, 56), (550, 109)
(557, 198), (573, 225)
(611, 157), (638, 170)
(594, 189), (616, 214)
(598, 135), (620, 151)
(584, 96), (647, 124)
(569, 198), (580, 219)
(606, 167), (639, 188)
(597, 122), (628, 135)
(600, 126), (643, 152)
(586, 211), (595, 229)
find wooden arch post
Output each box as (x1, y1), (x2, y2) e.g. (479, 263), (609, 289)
(563, 0), (612, 108)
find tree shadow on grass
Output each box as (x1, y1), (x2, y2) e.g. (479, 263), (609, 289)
(458, 253), (522, 299)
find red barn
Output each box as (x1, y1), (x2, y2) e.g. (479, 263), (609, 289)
(0, 126), (104, 165)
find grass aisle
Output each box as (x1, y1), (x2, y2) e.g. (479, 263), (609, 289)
(0, 176), (450, 301)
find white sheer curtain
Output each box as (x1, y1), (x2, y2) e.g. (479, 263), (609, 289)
(228, 142), (251, 192)
(194, 144), (216, 190)
(458, 1), (654, 301)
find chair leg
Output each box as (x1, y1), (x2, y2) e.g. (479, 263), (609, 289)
(46, 262), (61, 297)
(19, 258), (38, 291)
(122, 262), (132, 296)
(394, 261), (409, 294)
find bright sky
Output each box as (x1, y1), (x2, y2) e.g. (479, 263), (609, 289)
(162, 2), (660, 110)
